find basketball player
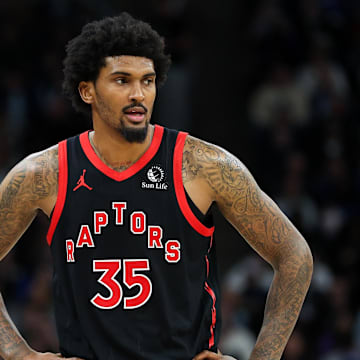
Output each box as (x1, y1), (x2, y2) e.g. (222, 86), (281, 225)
(0, 13), (312, 360)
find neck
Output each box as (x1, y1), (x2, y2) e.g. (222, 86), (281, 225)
(90, 123), (154, 171)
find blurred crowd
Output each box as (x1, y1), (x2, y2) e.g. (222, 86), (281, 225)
(0, 1), (359, 359)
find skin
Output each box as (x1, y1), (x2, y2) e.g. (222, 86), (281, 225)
(0, 148), (82, 360)
(184, 138), (313, 360)
(0, 55), (313, 360)
(78, 56), (157, 170)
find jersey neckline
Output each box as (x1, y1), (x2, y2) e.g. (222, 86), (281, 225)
(79, 124), (164, 182)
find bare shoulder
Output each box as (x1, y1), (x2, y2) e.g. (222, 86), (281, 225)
(0, 144), (59, 213)
(182, 134), (252, 204)
(0, 145), (59, 258)
(25, 144), (59, 202)
(183, 134), (311, 270)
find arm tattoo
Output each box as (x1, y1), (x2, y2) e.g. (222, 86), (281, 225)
(32, 150), (58, 198)
(183, 136), (313, 360)
(0, 170), (26, 209)
(0, 146), (58, 358)
(0, 294), (32, 359)
(182, 150), (202, 184)
(0, 146), (58, 255)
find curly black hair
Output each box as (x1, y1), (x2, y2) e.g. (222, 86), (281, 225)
(62, 12), (171, 116)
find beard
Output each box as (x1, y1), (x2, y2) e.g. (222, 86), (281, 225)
(95, 90), (150, 143)
(119, 117), (149, 143)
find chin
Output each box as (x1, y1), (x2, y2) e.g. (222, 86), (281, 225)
(119, 121), (149, 143)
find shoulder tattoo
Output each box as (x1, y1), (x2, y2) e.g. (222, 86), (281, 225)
(182, 136), (251, 206)
(182, 136), (297, 251)
(31, 146), (59, 200)
(0, 146), (58, 253)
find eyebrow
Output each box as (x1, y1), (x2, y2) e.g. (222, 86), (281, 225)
(110, 71), (156, 78)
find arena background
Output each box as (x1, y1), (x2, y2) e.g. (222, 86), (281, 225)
(0, 1), (359, 359)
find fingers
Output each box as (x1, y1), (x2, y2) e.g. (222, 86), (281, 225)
(193, 350), (237, 360)
(53, 353), (85, 359)
(193, 350), (221, 359)
(24, 351), (86, 360)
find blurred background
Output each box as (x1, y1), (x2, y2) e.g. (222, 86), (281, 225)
(0, 0), (359, 359)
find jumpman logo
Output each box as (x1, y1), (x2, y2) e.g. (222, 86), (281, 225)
(73, 169), (93, 191)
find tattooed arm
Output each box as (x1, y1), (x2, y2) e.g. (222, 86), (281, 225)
(0, 146), (82, 360)
(184, 136), (313, 360)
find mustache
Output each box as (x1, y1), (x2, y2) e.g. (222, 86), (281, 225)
(122, 103), (148, 113)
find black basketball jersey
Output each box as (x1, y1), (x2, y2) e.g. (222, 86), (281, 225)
(46, 125), (221, 360)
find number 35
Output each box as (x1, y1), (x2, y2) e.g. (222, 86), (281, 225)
(90, 259), (152, 310)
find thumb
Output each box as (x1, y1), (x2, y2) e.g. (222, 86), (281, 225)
(193, 350), (220, 359)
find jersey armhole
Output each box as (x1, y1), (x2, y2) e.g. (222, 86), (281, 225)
(173, 132), (215, 237)
(46, 140), (68, 246)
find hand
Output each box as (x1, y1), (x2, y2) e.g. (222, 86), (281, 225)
(193, 350), (237, 360)
(23, 350), (85, 360)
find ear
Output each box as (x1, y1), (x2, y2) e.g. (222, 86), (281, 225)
(78, 81), (94, 105)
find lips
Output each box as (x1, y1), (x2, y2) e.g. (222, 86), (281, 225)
(124, 106), (147, 123)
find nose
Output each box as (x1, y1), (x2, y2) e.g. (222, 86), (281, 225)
(129, 82), (145, 103)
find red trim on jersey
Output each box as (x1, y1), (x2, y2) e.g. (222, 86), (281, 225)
(209, 233), (213, 251)
(47, 140), (68, 246)
(79, 125), (164, 181)
(205, 255), (209, 277)
(173, 132), (215, 237)
(204, 281), (217, 348)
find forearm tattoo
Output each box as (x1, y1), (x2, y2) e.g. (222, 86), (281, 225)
(183, 136), (313, 359)
(0, 293), (31, 359)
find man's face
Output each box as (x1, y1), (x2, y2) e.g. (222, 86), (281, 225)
(83, 55), (156, 143)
